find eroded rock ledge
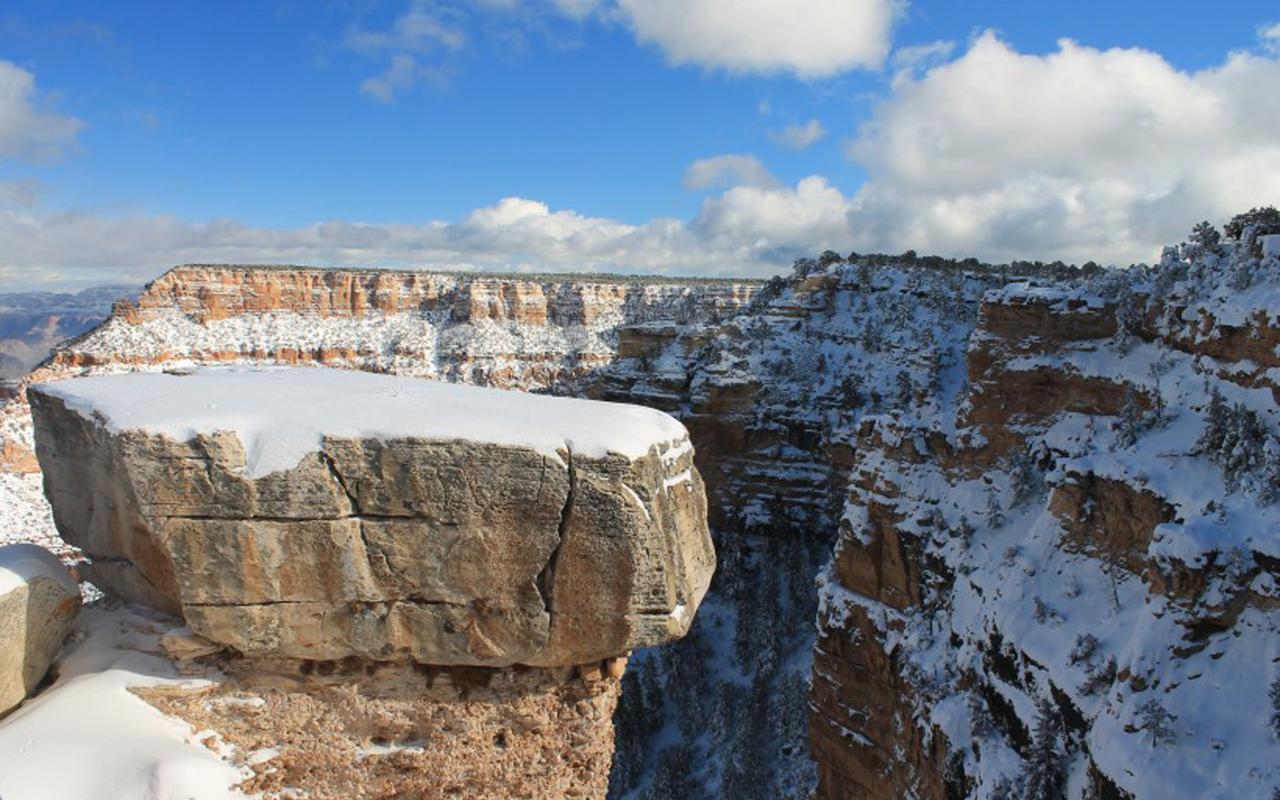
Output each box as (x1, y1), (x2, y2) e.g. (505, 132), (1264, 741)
(29, 367), (714, 667)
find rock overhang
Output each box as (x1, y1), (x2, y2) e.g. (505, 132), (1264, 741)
(28, 366), (716, 667)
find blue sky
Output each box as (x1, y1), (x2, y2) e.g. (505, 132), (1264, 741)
(0, 1), (1278, 289)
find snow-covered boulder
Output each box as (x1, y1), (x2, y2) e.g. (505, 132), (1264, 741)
(28, 367), (714, 667)
(0, 544), (80, 716)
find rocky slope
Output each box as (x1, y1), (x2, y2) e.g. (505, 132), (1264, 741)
(1, 226), (1277, 798)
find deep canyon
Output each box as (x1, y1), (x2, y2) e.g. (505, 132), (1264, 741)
(1, 226), (1278, 798)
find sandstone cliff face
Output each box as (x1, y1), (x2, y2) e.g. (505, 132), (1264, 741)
(30, 368), (713, 668)
(42, 266), (756, 386)
(0, 267), (755, 481)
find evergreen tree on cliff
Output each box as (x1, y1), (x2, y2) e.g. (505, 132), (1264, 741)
(1021, 700), (1064, 800)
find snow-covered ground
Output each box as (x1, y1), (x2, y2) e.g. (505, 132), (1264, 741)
(0, 602), (252, 800)
(0, 472), (67, 557)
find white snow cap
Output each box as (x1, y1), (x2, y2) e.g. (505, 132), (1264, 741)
(0, 543), (78, 596)
(34, 366), (691, 479)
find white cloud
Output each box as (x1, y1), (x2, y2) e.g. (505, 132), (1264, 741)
(889, 39), (954, 79)
(684, 154), (779, 190)
(842, 31), (1280, 264)
(0, 175), (858, 290)
(359, 53), (450, 103)
(347, 4), (466, 55)
(692, 176), (855, 255)
(549, 0), (600, 20)
(1261, 21), (1280, 54)
(768, 119), (827, 150)
(10, 31), (1280, 288)
(0, 180), (40, 208)
(0, 60), (82, 160)
(348, 2), (466, 102)
(613, 0), (899, 77)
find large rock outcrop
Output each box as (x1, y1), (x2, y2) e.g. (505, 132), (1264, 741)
(0, 543), (80, 716)
(29, 367), (714, 667)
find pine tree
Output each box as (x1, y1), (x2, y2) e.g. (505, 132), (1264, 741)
(989, 775), (1016, 800)
(1199, 386), (1229, 454)
(968, 693), (995, 738)
(1009, 448), (1040, 507)
(791, 257), (817, 279)
(610, 668), (648, 791)
(1068, 634), (1099, 666)
(1224, 206), (1280, 243)
(645, 743), (698, 800)
(1190, 220), (1222, 249)
(1270, 676), (1280, 738)
(838, 374), (862, 411)
(1263, 436), (1280, 505)
(1020, 700), (1064, 800)
(1112, 282), (1138, 354)
(895, 370), (913, 407)
(817, 249), (843, 269)
(1114, 390), (1142, 448)
(985, 486), (1005, 528)
(1136, 699), (1177, 746)
(1080, 657), (1117, 695)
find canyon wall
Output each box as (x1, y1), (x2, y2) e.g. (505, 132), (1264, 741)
(2, 240), (1277, 798)
(810, 248), (1280, 798)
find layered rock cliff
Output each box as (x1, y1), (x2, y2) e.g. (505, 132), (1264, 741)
(43, 266), (755, 387)
(30, 368), (712, 666)
(810, 246), (1280, 798)
(1, 233), (1276, 798)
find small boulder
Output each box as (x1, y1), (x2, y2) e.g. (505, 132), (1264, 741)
(0, 543), (81, 716)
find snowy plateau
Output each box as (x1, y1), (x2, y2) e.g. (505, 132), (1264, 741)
(0, 218), (1278, 800)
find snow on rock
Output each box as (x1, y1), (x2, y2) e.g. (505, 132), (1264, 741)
(0, 543), (77, 597)
(0, 473), (67, 556)
(811, 237), (1280, 799)
(0, 543), (81, 716)
(28, 366), (715, 667)
(32, 365), (691, 478)
(0, 603), (249, 800)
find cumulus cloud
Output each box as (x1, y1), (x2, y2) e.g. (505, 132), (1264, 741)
(768, 119), (827, 150)
(684, 154), (780, 190)
(842, 31), (1280, 264)
(613, 0), (898, 77)
(692, 176), (855, 256)
(0, 60), (83, 160)
(0, 175), (857, 291)
(10, 30), (1280, 288)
